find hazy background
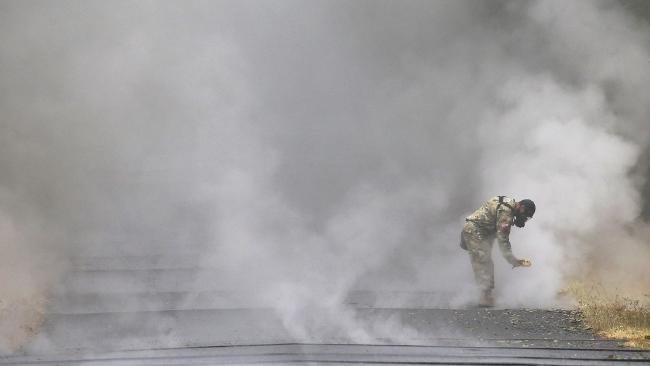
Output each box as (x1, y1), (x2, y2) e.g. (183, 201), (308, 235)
(0, 0), (649, 350)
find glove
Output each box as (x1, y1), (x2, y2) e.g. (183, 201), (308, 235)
(514, 258), (532, 268)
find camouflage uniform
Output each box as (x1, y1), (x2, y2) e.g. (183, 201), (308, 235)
(461, 196), (519, 292)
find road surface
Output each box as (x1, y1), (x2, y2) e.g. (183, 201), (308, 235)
(1, 255), (647, 365)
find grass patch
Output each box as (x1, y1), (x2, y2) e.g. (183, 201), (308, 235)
(567, 282), (650, 349)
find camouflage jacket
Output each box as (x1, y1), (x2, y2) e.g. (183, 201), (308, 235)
(465, 196), (517, 265)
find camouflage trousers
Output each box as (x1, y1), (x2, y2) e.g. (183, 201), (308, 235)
(461, 222), (494, 291)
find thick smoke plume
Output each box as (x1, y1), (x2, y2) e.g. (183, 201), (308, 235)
(0, 0), (649, 352)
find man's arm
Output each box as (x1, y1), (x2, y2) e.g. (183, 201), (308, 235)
(495, 210), (520, 266)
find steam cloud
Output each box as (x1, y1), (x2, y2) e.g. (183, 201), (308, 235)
(0, 0), (649, 352)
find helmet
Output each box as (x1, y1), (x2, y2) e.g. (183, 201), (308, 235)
(519, 199), (536, 218)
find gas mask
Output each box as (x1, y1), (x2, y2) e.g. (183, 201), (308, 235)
(513, 215), (528, 228)
(513, 199), (535, 228)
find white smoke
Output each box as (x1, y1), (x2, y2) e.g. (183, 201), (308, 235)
(477, 0), (650, 307)
(0, 0), (649, 353)
(481, 76), (643, 307)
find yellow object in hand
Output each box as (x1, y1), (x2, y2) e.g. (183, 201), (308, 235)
(521, 258), (532, 267)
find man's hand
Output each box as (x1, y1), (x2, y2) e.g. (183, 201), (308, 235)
(514, 258), (532, 268)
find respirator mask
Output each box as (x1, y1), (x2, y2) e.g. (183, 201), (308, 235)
(513, 199), (536, 228)
(513, 215), (529, 228)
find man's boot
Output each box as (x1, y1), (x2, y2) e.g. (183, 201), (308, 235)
(478, 289), (494, 308)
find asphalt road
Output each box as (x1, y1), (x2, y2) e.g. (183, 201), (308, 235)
(2, 257), (647, 365)
(2, 307), (648, 365)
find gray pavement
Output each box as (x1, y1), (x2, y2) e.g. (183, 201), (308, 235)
(1, 255), (647, 365)
(2, 343), (650, 365)
(2, 307), (647, 365)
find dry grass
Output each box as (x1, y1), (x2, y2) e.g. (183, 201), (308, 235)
(0, 294), (47, 355)
(566, 282), (650, 349)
